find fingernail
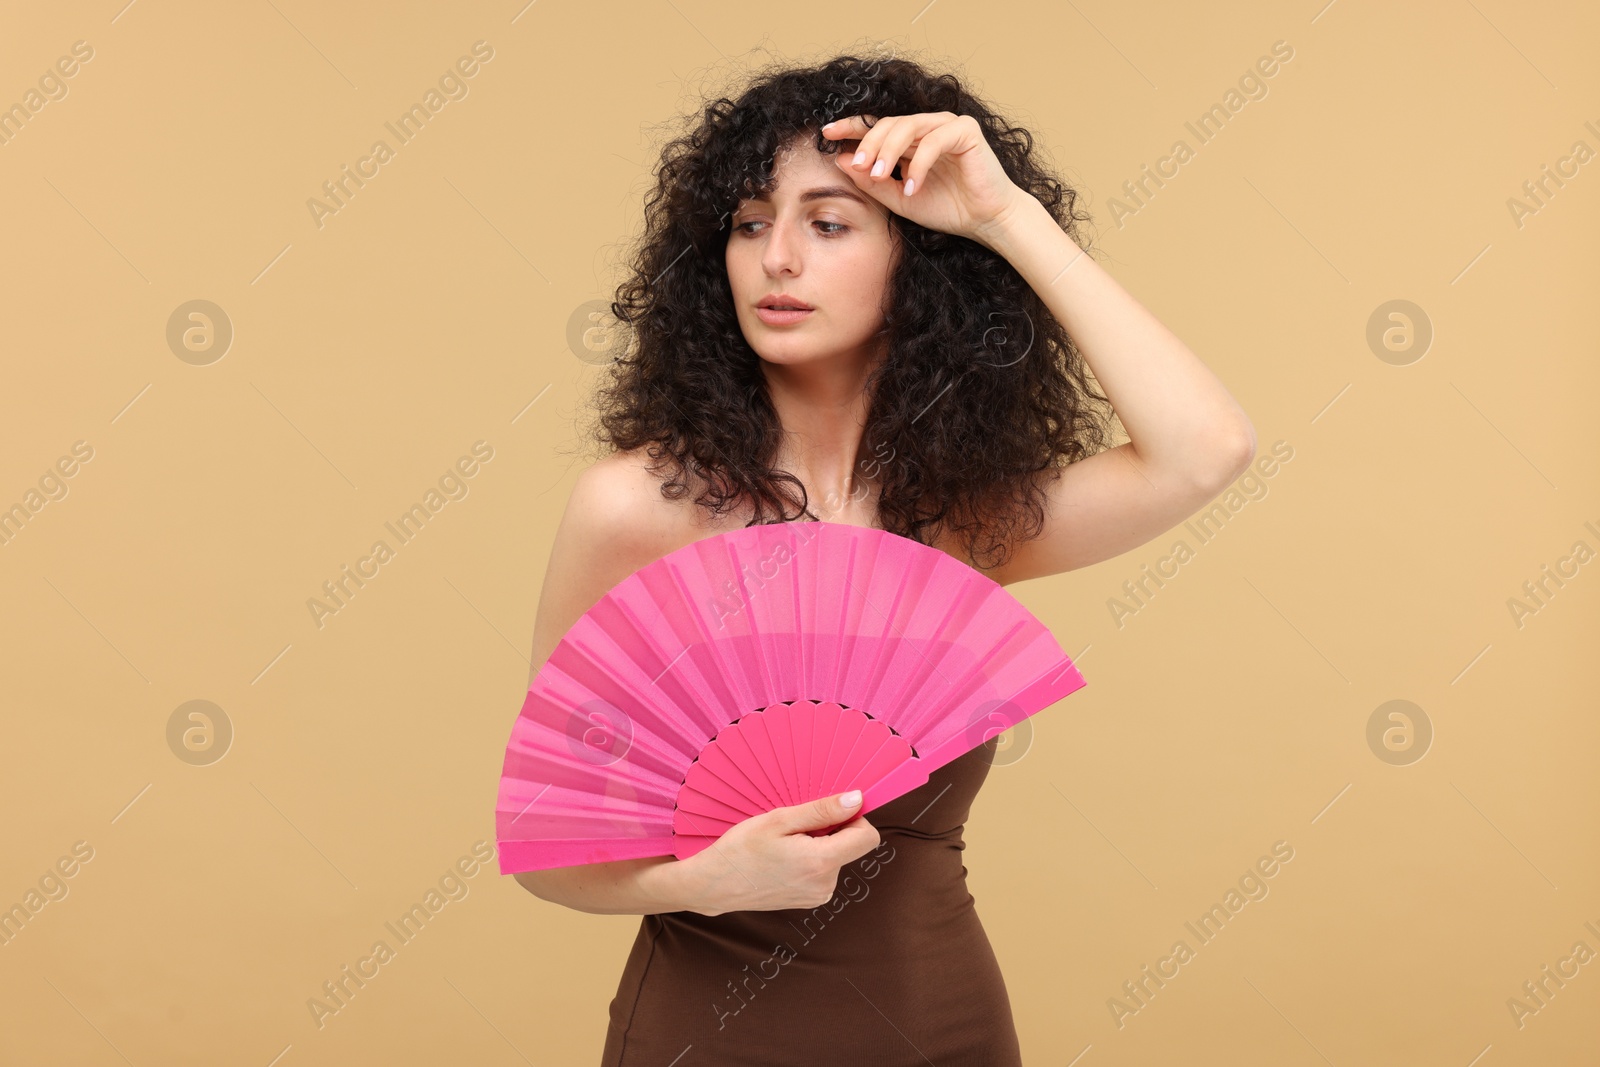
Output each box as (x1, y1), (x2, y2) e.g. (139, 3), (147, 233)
(852, 150), (865, 166)
(904, 178), (915, 195)
(841, 789), (862, 807)
(870, 160), (884, 177)
(822, 120), (835, 130)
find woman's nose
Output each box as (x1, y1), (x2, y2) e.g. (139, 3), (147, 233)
(761, 218), (801, 274)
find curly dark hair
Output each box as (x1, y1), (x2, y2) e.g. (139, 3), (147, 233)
(584, 45), (1117, 571)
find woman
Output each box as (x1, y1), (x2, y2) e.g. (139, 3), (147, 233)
(518, 51), (1255, 1065)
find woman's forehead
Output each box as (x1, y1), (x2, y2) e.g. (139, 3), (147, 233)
(734, 143), (878, 208)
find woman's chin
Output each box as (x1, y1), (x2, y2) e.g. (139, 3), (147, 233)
(754, 347), (823, 366)
(753, 343), (872, 368)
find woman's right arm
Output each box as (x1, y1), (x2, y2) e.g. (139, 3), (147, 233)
(516, 787), (880, 916)
(508, 451), (694, 913)
(515, 855), (708, 916)
(510, 452), (883, 917)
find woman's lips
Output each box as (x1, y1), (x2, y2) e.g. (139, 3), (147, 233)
(755, 306), (813, 326)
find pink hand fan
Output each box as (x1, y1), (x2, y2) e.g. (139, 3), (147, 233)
(494, 520), (1085, 874)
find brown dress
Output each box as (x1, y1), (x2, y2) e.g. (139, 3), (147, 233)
(598, 736), (1023, 1066)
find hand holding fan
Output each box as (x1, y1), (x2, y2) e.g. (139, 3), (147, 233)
(494, 520), (1086, 874)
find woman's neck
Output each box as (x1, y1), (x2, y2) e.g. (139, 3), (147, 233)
(761, 347), (884, 516)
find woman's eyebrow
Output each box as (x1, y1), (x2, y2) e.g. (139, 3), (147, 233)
(746, 184), (872, 208)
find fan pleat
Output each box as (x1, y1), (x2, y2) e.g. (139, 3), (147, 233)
(795, 700), (821, 801)
(684, 741), (767, 816)
(815, 701), (865, 798)
(742, 710), (789, 806)
(780, 700), (808, 803)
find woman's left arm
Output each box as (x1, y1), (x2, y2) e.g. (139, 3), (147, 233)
(825, 111), (1257, 584)
(971, 195), (1258, 582)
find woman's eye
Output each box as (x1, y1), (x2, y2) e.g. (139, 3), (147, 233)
(732, 220), (847, 236)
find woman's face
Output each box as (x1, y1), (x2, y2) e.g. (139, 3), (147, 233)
(725, 136), (900, 370)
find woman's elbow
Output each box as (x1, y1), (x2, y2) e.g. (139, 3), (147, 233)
(1225, 420), (1258, 474)
(514, 868), (556, 901)
(1187, 422), (1256, 494)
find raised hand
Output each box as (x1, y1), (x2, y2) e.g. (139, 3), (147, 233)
(822, 112), (1029, 245)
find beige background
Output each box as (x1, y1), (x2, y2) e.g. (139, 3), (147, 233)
(1, 1), (1596, 1064)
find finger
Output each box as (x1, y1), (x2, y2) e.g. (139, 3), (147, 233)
(843, 113), (900, 175)
(832, 146), (899, 208)
(767, 791), (861, 835)
(832, 151), (909, 216)
(900, 115), (973, 196)
(811, 816), (880, 864)
(853, 112), (960, 187)
(818, 114), (873, 140)
(866, 118), (926, 183)
(819, 114), (877, 168)
(820, 812), (877, 842)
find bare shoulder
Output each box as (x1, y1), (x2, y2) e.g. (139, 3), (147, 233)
(525, 448), (705, 686)
(566, 447), (687, 551)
